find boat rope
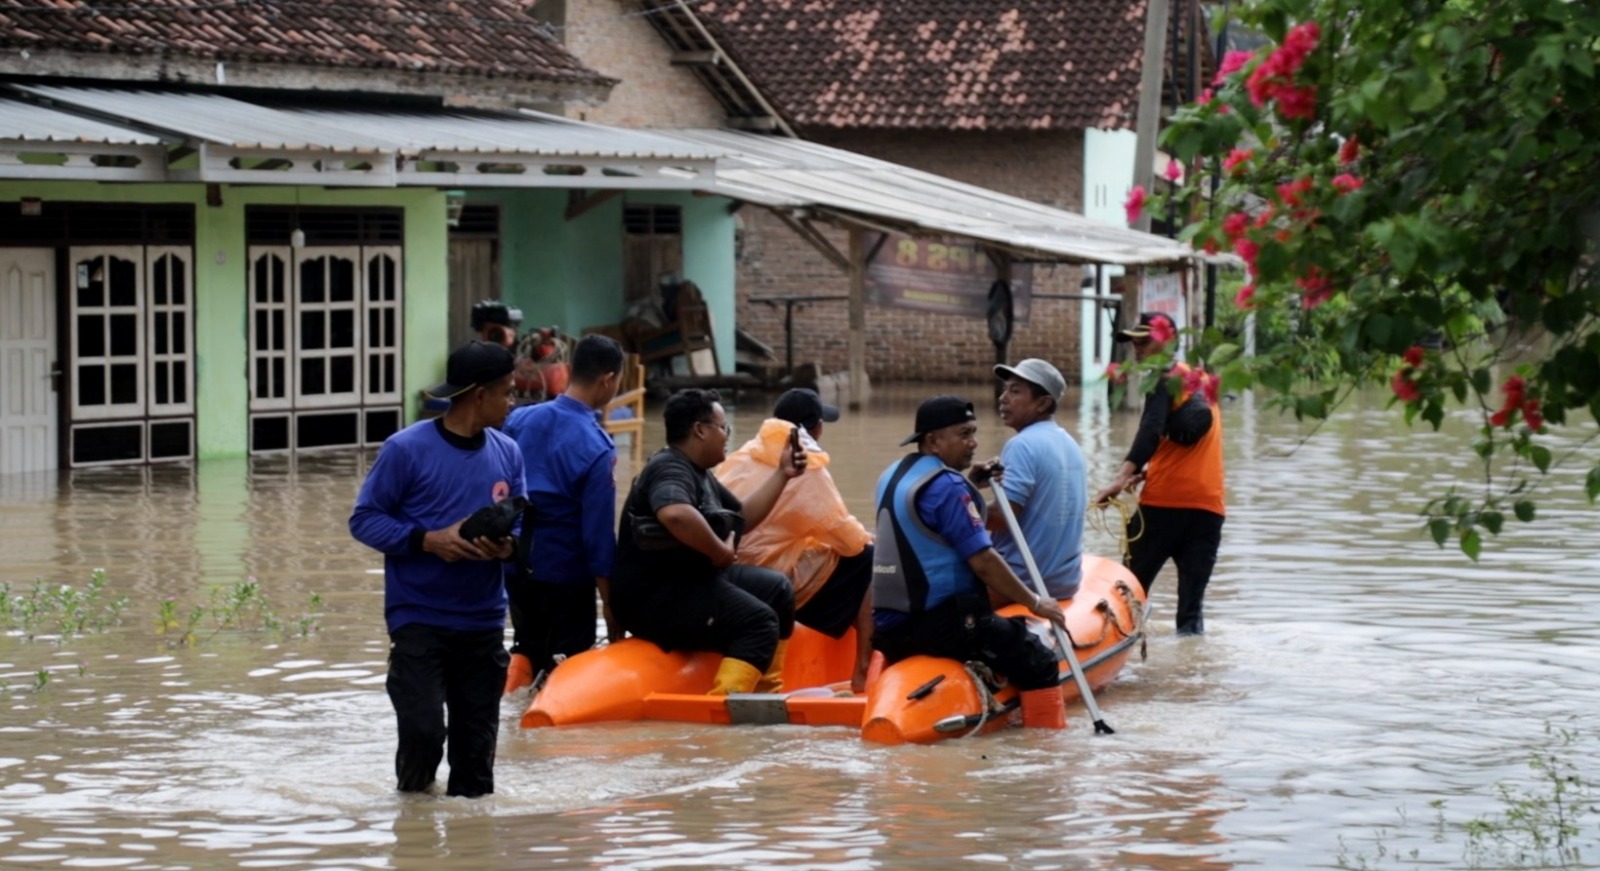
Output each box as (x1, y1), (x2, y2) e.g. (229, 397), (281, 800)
(1090, 496), (1144, 568)
(959, 661), (1005, 739)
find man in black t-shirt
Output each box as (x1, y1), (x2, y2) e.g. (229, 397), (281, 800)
(611, 389), (807, 695)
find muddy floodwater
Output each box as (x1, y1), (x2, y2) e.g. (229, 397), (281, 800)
(1, 383), (1597, 870)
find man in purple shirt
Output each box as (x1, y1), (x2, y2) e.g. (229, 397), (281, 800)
(501, 334), (626, 694)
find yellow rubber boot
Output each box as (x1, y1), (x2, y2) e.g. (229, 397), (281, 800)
(1020, 686), (1068, 729)
(707, 657), (763, 696)
(503, 653), (534, 696)
(753, 640), (789, 694)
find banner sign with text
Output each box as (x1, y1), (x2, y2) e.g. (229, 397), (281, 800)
(865, 234), (1032, 322)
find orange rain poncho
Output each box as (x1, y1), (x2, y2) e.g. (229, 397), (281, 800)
(713, 419), (872, 607)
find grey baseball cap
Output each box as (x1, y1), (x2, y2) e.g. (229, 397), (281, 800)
(994, 358), (1066, 402)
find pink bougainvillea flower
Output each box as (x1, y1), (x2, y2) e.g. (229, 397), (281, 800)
(1196, 88), (1215, 106)
(1339, 135), (1361, 165)
(1332, 173), (1365, 194)
(1233, 283), (1256, 310)
(1214, 50), (1257, 84)
(1402, 346), (1425, 368)
(1148, 316), (1177, 344)
(1164, 160), (1183, 183)
(1124, 185), (1146, 224)
(1391, 370), (1422, 403)
(1222, 148), (1254, 175)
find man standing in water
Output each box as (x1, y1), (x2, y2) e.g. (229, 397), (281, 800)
(350, 340), (523, 798)
(1093, 312), (1226, 635)
(871, 396), (1071, 728)
(500, 334), (626, 695)
(975, 359), (1087, 603)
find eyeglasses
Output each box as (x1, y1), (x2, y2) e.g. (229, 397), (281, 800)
(699, 418), (732, 438)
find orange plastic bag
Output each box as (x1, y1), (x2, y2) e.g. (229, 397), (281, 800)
(713, 419), (871, 607)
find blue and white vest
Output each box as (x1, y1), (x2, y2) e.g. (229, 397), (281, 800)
(871, 454), (986, 615)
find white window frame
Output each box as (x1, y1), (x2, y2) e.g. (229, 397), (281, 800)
(145, 246), (195, 417)
(68, 246), (145, 422)
(363, 247), (404, 405)
(248, 247), (295, 412)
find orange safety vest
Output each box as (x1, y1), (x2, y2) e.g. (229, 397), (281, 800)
(1140, 363), (1227, 516)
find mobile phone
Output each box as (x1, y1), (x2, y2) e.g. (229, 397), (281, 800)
(789, 425), (802, 457)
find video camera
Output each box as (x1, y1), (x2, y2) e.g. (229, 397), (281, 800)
(458, 496), (528, 542)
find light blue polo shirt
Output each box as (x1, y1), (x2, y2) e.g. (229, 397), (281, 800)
(993, 419), (1086, 599)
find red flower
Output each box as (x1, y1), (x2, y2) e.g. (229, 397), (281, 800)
(1214, 50), (1256, 84)
(1233, 238), (1261, 273)
(1202, 372), (1220, 404)
(1275, 229), (1293, 243)
(1391, 370), (1421, 403)
(1332, 173), (1364, 194)
(1222, 148), (1254, 175)
(1277, 177), (1314, 207)
(1182, 366), (1208, 397)
(1105, 361), (1127, 384)
(1502, 376), (1526, 408)
(1339, 135), (1360, 165)
(1522, 399), (1544, 431)
(1489, 408), (1512, 428)
(1201, 237), (1220, 255)
(1222, 212), (1250, 239)
(1402, 346), (1425, 368)
(1148, 316), (1177, 344)
(1255, 205), (1277, 229)
(1276, 85), (1319, 120)
(1233, 283), (1256, 310)
(1164, 160), (1183, 183)
(1297, 266), (1336, 308)
(1197, 88), (1215, 106)
(1124, 185), (1146, 224)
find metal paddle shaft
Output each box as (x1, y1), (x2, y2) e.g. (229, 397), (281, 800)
(988, 479), (1115, 735)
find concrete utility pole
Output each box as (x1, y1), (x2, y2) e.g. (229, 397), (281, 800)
(847, 229), (867, 410)
(1122, 0), (1173, 407)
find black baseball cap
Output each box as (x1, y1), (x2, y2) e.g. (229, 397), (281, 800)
(424, 340), (516, 398)
(772, 388), (840, 428)
(899, 395), (977, 446)
(1116, 311), (1177, 342)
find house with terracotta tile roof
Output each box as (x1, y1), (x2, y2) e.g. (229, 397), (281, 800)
(622, 0), (1211, 383)
(0, 0), (1200, 472)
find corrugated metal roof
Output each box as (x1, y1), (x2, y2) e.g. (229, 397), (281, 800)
(0, 96), (164, 145)
(13, 86), (718, 161)
(665, 128), (1199, 266)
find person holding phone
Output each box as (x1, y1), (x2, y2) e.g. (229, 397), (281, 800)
(609, 389), (807, 695)
(349, 340), (524, 798)
(712, 388), (876, 692)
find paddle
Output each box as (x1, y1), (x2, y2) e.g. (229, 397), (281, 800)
(988, 478), (1115, 735)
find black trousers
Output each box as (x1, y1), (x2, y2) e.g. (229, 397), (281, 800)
(386, 624), (509, 798)
(616, 564), (795, 670)
(506, 575), (598, 673)
(795, 546), (874, 639)
(1126, 505), (1226, 635)
(873, 595), (1060, 691)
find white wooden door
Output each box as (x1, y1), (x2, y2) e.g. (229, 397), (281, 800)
(68, 246), (145, 421)
(0, 249), (57, 474)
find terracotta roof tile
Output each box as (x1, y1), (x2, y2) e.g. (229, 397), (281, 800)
(0, 0), (611, 86)
(698, 0), (1156, 131)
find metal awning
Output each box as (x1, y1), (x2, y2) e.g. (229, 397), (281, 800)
(0, 95), (168, 181)
(660, 128), (1198, 267)
(6, 85), (719, 188)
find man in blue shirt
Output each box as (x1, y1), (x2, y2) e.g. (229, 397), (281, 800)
(870, 395), (1071, 728)
(500, 334), (626, 694)
(350, 340), (524, 798)
(974, 359), (1086, 601)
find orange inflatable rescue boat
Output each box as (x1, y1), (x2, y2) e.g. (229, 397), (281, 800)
(520, 554), (1146, 743)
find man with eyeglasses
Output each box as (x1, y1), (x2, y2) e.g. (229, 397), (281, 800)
(1093, 312), (1226, 636)
(609, 388), (807, 695)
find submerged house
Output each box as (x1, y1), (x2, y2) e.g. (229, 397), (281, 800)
(0, 0), (1198, 474)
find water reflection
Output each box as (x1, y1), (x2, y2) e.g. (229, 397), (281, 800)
(0, 384), (1596, 868)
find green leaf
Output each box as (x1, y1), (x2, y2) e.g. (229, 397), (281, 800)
(1480, 511), (1504, 535)
(1365, 314), (1394, 348)
(1256, 242), (1289, 283)
(1389, 230), (1419, 275)
(1208, 342), (1241, 367)
(1588, 466), (1600, 503)
(1460, 529), (1482, 561)
(1429, 517), (1451, 546)
(1529, 444), (1552, 473)
(1514, 500), (1536, 522)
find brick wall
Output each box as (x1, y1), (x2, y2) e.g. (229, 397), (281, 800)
(562, 0), (726, 128)
(735, 129), (1092, 384)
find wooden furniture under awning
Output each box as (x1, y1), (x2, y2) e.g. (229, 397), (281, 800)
(603, 353), (647, 464)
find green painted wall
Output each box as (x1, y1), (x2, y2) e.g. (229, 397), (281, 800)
(470, 189), (737, 368)
(0, 180), (446, 460)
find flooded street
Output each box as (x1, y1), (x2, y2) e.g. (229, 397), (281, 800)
(2, 383), (1597, 870)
